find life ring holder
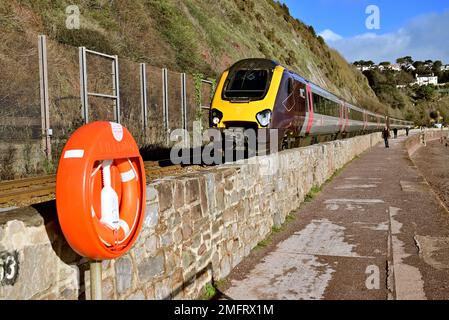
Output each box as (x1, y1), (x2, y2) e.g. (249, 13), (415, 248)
(56, 122), (146, 260)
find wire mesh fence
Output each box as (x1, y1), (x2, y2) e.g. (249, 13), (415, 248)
(146, 65), (165, 147)
(0, 32), (42, 180)
(0, 34), (215, 180)
(47, 39), (83, 170)
(120, 59), (144, 145)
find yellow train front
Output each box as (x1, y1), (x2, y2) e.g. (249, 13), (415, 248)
(210, 58), (413, 149)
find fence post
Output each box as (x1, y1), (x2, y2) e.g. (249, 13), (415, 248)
(38, 35), (51, 159)
(113, 56), (121, 124)
(181, 73), (188, 131)
(140, 63), (148, 131)
(162, 68), (169, 143)
(79, 47), (88, 123)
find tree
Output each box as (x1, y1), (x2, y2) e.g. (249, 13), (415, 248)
(432, 60), (443, 75)
(413, 85), (435, 101)
(395, 71), (415, 85)
(353, 60), (375, 67)
(397, 56), (413, 65)
(379, 61), (391, 66)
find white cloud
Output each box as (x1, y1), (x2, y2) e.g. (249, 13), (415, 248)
(319, 29), (343, 42)
(320, 10), (449, 63)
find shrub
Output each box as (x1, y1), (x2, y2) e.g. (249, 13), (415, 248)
(0, 145), (16, 181)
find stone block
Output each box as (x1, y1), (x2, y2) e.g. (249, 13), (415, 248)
(144, 235), (158, 257)
(115, 255), (133, 294)
(144, 202), (159, 228)
(102, 277), (116, 300)
(182, 250), (195, 269)
(199, 177), (209, 216)
(182, 222), (193, 241)
(137, 252), (165, 282)
(155, 183), (173, 212)
(185, 179), (200, 204)
(146, 185), (158, 203)
(173, 181), (185, 210)
(126, 290), (145, 300)
(154, 278), (171, 300)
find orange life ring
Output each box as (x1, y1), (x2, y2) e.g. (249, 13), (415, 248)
(56, 122), (146, 260)
(90, 158), (141, 250)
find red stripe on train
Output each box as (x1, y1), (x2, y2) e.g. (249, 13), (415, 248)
(306, 84), (314, 134)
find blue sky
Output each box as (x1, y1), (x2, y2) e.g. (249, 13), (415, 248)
(282, 0), (449, 63)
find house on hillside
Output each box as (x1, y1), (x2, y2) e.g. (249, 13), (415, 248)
(390, 64), (402, 72)
(397, 62), (416, 71)
(379, 64), (401, 72)
(414, 73), (438, 86)
(355, 65), (375, 72)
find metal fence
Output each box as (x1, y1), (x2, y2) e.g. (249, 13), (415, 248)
(0, 34), (215, 180)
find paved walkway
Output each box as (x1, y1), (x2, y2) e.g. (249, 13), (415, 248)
(224, 134), (449, 300)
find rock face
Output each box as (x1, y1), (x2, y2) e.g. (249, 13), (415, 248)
(0, 132), (385, 300)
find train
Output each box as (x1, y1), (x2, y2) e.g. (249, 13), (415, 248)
(209, 58), (413, 149)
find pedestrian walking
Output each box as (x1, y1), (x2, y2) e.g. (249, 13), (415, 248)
(420, 130), (426, 147)
(382, 127), (390, 148)
(393, 128), (398, 139)
(406, 126), (410, 136)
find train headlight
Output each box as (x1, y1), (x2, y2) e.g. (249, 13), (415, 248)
(256, 109), (272, 127)
(210, 109), (223, 127)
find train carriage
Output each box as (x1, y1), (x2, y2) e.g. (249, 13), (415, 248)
(210, 58), (412, 148)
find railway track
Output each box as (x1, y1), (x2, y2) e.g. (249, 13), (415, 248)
(0, 175), (56, 205)
(0, 160), (185, 207)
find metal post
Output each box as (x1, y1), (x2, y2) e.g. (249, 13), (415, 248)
(162, 68), (169, 138)
(89, 260), (102, 300)
(140, 63), (148, 130)
(113, 56), (121, 124)
(181, 73), (187, 131)
(181, 73), (188, 145)
(38, 35), (51, 158)
(79, 47), (89, 123)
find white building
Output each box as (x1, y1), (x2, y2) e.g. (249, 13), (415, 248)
(378, 64), (402, 72)
(414, 73), (438, 86)
(441, 65), (449, 72)
(355, 65), (375, 72)
(390, 64), (402, 72)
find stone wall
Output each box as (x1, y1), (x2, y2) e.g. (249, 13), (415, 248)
(405, 129), (449, 156)
(0, 132), (384, 300)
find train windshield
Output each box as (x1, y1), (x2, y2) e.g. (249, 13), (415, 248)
(223, 59), (276, 101)
(224, 69), (271, 101)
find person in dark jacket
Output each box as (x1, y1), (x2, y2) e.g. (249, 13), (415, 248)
(393, 128), (398, 139)
(382, 127), (390, 148)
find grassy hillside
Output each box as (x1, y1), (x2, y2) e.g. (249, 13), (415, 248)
(0, 0), (393, 115)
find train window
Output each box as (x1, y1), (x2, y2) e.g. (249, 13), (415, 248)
(349, 109), (364, 121)
(223, 69), (272, 101)
(313, 93), (326, 115)
(329, 100), (340, 117)
(313, 94), (340, 117)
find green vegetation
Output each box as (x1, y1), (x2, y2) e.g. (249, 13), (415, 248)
(305, 185), (322, 202)
(0, 0), (387, 116)
(0, 145), (16, 180)
(356, 57), (449, 125)
(199, 283), (217, 300)
(256, 239), (270, 249)
(255, 212), (296, 249)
